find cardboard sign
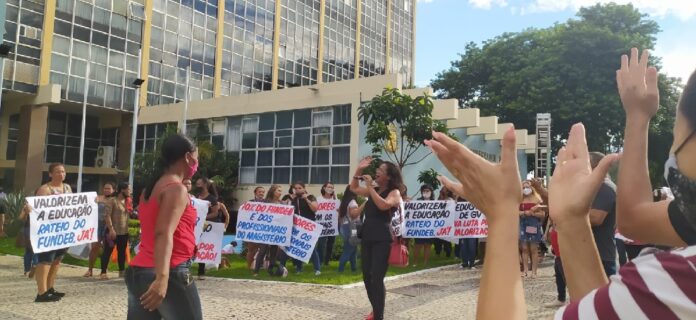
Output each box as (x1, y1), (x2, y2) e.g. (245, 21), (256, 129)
(449, 202), (488, 238)
(315, 199), (340, 237)
(236, 202), (294, 246)
(403, 200), (456, 238)
(281, 214), (323, 263)
(194, 221), (225, 266)
(27, 192), (99, 254)
(390, 200), (406, 237)
(191, 197), (210, 244)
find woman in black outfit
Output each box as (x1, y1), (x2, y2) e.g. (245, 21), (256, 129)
(350, 157), (404, 320)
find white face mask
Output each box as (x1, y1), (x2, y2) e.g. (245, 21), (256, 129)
(325, 187), (334, 195)
(522, 187), (533, 196)
(422, 191), (432, 199)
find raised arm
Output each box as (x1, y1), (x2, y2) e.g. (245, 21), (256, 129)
(426, 128), (525, 320)
(139, 184), (189, 311)
(616, 48), (685, 247)
(549, 124), (617, 300)
(350, 157), (373, 197)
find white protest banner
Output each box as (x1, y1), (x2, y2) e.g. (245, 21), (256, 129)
(448, 202), (488, 238)
(403, 200), (455, 238)
(28, 192), (99, 254)
(194, 221), (225, 266)
(191, 197), (210, 244)
(236, 201), (294, 246)
(390, 200), (406, 237)
(315, 199), (340, 237)
(281, 214), (323, 263)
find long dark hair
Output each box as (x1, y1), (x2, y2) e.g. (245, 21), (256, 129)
(381, 161), (405, 195)
(198, 176), (219, 199)
(680, 70), (696, 130)
(338, 185), (356, 219)
(117, 182), (130, 198)
(143, 134), (196, 201)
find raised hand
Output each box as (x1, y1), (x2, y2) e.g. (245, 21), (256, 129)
(616, 48), (659, 122)
(357, 157), (373, 170)
(425, 127), (521, 224)
(549, 123), (618, 226)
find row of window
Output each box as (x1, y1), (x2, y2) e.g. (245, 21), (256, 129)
(3, 0), (45, 93)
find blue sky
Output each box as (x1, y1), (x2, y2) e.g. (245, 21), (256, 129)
(415, 0), (696, 87)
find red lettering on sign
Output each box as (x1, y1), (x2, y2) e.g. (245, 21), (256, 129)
(293, 216), (316, 232)
(317, 202), (337, 211)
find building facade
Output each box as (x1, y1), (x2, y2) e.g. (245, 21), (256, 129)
(0, 0), (416, 193)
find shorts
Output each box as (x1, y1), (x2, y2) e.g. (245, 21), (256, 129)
(36, 248), (67, 264)
(414, 238), (434, 245)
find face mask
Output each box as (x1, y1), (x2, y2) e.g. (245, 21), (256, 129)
(522, 187), (533, 196)
(325, 188), (334, 195)
(422, 191), (432, 199)
(664, 130), (696, 218)
(186, 158), (198, 178)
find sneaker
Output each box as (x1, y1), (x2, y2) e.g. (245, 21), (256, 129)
(314, 270), (321, 276)
(470, 265), (477, 270)
(281, 267), (289, 278)
(543, 300), (566, 308)
(35, 292), (60, 303)
(47, 288), (65, 298)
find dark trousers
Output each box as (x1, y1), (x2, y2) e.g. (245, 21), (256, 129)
(602, 260), (616, 277)
(254, 245), (279, 274)
(626, 244), (649, 261)
(362, 240), (391, 320)
(434, 238), (452, 257)
(101, 234), (128, 273)
(460, 238), (478, 267)
(554, 257), (567, 302)
(616, 239), (628, 266)
(125, 261), (202, 320)
(323, 236), (336, 265)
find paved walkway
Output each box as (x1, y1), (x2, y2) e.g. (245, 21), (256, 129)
(0, 255), (559, 319)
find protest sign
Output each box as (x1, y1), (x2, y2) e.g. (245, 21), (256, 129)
(27, 192), (99, 254)
(390, 200), (406, 237)
(281, 214), (323, 263)
(236, 202), (294, 246)
(194, 221), (225, 266)
(191, 197), (210, 244)
(315, 199), (340, 237)
(448, 202), (488, 238)
(402, 200), (455, 238)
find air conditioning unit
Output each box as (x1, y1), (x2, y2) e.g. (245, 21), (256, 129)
(95, 146), (115, 168)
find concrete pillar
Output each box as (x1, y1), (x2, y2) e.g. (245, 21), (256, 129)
(118, 113), (133, 172)
(14, 105), (48, 193)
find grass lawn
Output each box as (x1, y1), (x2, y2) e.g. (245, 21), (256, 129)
(0, 237), (460, 285)
(0, 236), (122, 273)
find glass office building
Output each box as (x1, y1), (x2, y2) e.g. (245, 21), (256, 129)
(1, 0), (415, 192)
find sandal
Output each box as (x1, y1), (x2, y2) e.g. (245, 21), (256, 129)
(99, 273), (109, 280)
(365, 312), (374, 320)
(83, 270), (93, 278)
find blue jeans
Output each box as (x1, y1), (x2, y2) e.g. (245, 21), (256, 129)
(460, 238), (478, 267)
(125, 261), (202, 320)
(554, 257), (567, 302)
(23, 244), (38, 273)
(338, 223), (357, 272)
(602, 260), (616, 277)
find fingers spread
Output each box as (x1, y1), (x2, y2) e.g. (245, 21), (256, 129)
(639, 49), (650, 69)
(620, 54), (628, 72)
(629, 48), (639, 68)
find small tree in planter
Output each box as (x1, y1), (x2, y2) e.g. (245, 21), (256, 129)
(0, 192), (28, 238)
(417, 168), (442, 193)
(358, 88), (453, 170)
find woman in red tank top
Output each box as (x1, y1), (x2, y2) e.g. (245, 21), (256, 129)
(125, 134), (202, 320)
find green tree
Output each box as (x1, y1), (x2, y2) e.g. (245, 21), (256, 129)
(431, 3), (681, 185)
(358, 87), (450, 169)
(417, 168), (441, 191)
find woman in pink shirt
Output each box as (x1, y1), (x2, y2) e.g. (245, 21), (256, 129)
(126, 134), (201, 320)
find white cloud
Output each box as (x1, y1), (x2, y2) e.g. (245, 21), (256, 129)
(469, 0), (696, 20)
(468, 0), (508, 9)
(654, 45), (696, 82)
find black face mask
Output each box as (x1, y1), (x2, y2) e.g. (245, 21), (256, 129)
(664, 130), (696, 226)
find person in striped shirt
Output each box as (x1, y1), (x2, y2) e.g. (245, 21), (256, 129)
(426, 48), (696, 319)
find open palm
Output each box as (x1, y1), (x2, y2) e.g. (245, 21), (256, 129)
(549, 123), (617, 224)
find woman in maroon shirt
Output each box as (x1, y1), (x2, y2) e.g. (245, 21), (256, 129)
(126, 134), (202, 320)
